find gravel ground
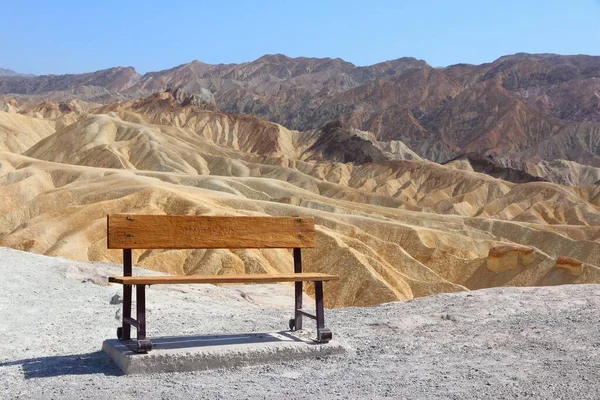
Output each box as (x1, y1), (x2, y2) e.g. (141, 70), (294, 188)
(2, 247), (600, 399)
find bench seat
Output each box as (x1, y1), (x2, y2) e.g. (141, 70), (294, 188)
(109, 273), (339, 285)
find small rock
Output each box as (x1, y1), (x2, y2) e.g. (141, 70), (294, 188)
(441, 313), (458, 322)
(110, 293), (122, 305)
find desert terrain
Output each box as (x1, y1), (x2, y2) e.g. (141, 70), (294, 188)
(1, 247), (600, 399)
(1, 52), (600, 399)
(1, 53), (600, 307)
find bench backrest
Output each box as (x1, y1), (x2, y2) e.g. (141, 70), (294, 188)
(107, 214), (315, 249)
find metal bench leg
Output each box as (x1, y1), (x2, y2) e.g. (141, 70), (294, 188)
(117, 249), (133, 341)
(135, 284), (152, 352)
(118, 284), (132, 341)
(290, 248), (303, 331)
(315, 281), (332, 343)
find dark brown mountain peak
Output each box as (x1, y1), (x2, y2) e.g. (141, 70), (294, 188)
(494, 53), (560, 63)
(480, 54), (600, 91)
(256, 53), (292, 63)
(494, 53), (600, 66)
(350, 57), (429, 83)
(240, 54), (356, 80)
(0, 68), (34, 77)
(96, 66), (141, 92)
(366, 57), (429, 72)
(255, 53), (352, 66)
(0, 66), (140, 95)
(156, 60), (214, 76)
(187, 59), (207, 65)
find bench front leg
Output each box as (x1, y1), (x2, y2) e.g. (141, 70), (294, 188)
(315, 281), (332, 343)
(290, 248), (303, 331)
(119, 284), (132, 340)
(135, 284), (152, 352)
(293, 281), (303, 331)
(117, 249), (133, 341)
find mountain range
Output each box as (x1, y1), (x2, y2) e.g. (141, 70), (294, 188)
(0, 53), (599, 307)
(2, 53), (600, 168)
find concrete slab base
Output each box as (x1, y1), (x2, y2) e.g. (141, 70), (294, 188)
(102, 331), (347, 375)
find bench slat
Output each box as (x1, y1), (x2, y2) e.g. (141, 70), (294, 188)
(107, 215), (315, 249)
(109, 273), (338, 285)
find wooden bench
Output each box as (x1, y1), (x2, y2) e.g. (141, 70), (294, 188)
(107, 214), (338, 353)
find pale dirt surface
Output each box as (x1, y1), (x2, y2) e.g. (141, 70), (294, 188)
(2, 247), (600, 399)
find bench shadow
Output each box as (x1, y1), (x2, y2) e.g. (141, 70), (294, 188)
(0, 351), (122, 379)
(136, 330), (306, 351)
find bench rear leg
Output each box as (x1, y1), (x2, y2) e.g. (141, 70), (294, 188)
(315, 281), (332, 343)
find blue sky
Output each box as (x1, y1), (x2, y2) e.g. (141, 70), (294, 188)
(2, 0), (600, 75)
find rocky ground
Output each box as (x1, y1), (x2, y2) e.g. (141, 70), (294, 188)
(1, 246), (600, 399)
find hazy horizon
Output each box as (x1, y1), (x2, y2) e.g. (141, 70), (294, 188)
(2, 0), (600, 75)
(4, 51), (600, 77)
